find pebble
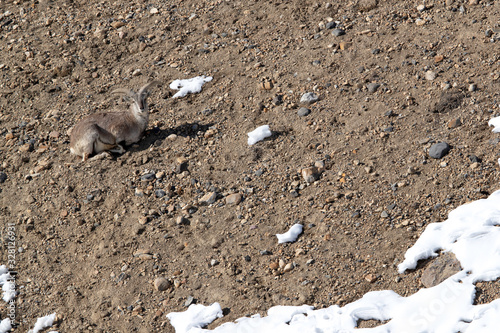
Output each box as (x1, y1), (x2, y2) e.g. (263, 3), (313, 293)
(415, 18), (426, 26)
(364, 273), (377, 283)
(150, 7), (159, 14)
(140, 173), (155, 182)
(306, 259), (315, 265)
(425, 71), (437, 81)
(381, 211), (389, 218)
(269, 262), (279, 270)
(326, 21), (336, 29)
(468, 84), (477, 92)
(297, 107), (311, 117)
(176, 216), (190, 225)
(199, 192), (217, 205)
(154, 277), (171, 291)
(300, 92), (319, 105)
(448, 118), (462, 128)
(332, 28), (345, 37)
(210, 259), (219, 267)
(366, 83), (380, 93)
(0, 172), (7, 183)
(283, 263), (294, 272)
(417, 4), (426, 12)
(260, 250), (272, 255)
(225, 193), (242, 205)
(155, 189), (166, 198)
(184, 296), (195, 307)
(429, 142), (451, 159)
(301, 166), (321, 183)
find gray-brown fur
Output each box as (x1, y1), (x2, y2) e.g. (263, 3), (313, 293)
(69, 81), (158, 161)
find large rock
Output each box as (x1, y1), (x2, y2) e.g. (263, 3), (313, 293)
(429, 142), (450, 159)
(420, 252), (462, 287)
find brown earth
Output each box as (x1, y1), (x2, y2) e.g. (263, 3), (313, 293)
(0, 0), (499, 331)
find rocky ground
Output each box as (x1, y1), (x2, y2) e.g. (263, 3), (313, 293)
(0, 0), (499, 331)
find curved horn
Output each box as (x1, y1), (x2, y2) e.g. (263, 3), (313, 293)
(138, 81), (160, 96)
(111, 88), (135, 98)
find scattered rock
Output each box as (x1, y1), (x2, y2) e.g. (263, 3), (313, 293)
(364, 273), (377, 283)
(366, 82), (380, 93)
(300, 92), (319, 105)
(0, 172), (7, 183)
(421, 252), (462, 288)
(154, 277), (171, 291)
(297, 107), (311, 117)
(429, 142), (451, 159)
(301, 167), (322, 183)
(283, 263), (294, 273)
(199, 192), (217, 205)
(225, 193), (242, 205)
(176, 216), (190, 225)
(425, 70), (437, 81)
(332, 28), (345, 37)
(448, 118), (462, 129)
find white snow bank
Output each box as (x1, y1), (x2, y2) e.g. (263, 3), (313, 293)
(166, 303), (222, 333)
(167, 189), (500, 333)
(276, 224), (303, 244)
(28, 313), (56, 333)
(0, 265), (14, 302)
(398, 189), (500, 282)
(0, 318), (11, 333)
(247, 125), (272, 145)
(488, 116), (500, 133)
(170, 76), (213, 98)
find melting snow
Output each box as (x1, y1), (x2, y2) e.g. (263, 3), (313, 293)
(247, 125), (272, 145)
(276, 224), (303, 244)
(170, 76), (213, 98)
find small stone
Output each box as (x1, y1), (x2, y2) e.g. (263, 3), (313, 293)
(150, 7), (159, 14)
(184, 296), (195, 307)
(301, 167), (321, 183)
(381, 211), (389, 218)
(421, 252), (461, 287)
(225, 193), (242, 205)
(300, 92), (319, 105)
(468, 84), (477, 92)
(140, 173), (155, 182)
(415, 18), (426, 26)
(60, 210), (68, 218)
(434, 55), (444, 63)
(154, 277), (171, 291)
(295, 248), (306, 256)
(110, 21), (126, 29)
(425, 71), (437, 81)
(332, 28), (345, 37)
(155, 189), (166, 198)
(339, 41), (352, 50)
(210, 259), (219, 267)
(306, 259), (315, 265)
(417, 4), (426, 12)
(0, 172), (7, 183)
(176, 216), (190, 225)
(49, 131), (60, 139)
(448, 118), (462, 129)
(283, 263), (294, 272)
(5, 133), (14, 140)
(199, 192), (217, 205)
(138, 216), (149, 225)
(469, 0), (478, 4)
(366, 83), (380, 93)
(429, 142), (451, 159)
(485, 29), (493, 38)
(297, 107), (311, 117)
(135, 188), (144, 197)
(269, 262), (279, 270)
(260, 80), (273, 90)
(365, 273), (377, 283)
(470, 162), (479, 170)
(326, 21), (336, 29)
(364, 166), (373, 174)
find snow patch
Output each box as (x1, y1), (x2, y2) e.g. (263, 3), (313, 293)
(0, 266), (14, 302)
(166, 303), (222, 333)
(276, 224), (303, 244)
(170, 76), (213, 98)
(247, 125), (272, 145)
(28, 313), (56, 333)
(488, 116), (500, 133)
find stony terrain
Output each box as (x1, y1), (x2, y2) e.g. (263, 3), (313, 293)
(0, 0), (499, 331)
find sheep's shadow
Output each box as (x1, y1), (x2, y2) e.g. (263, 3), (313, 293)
(135, 122), (215, 150)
